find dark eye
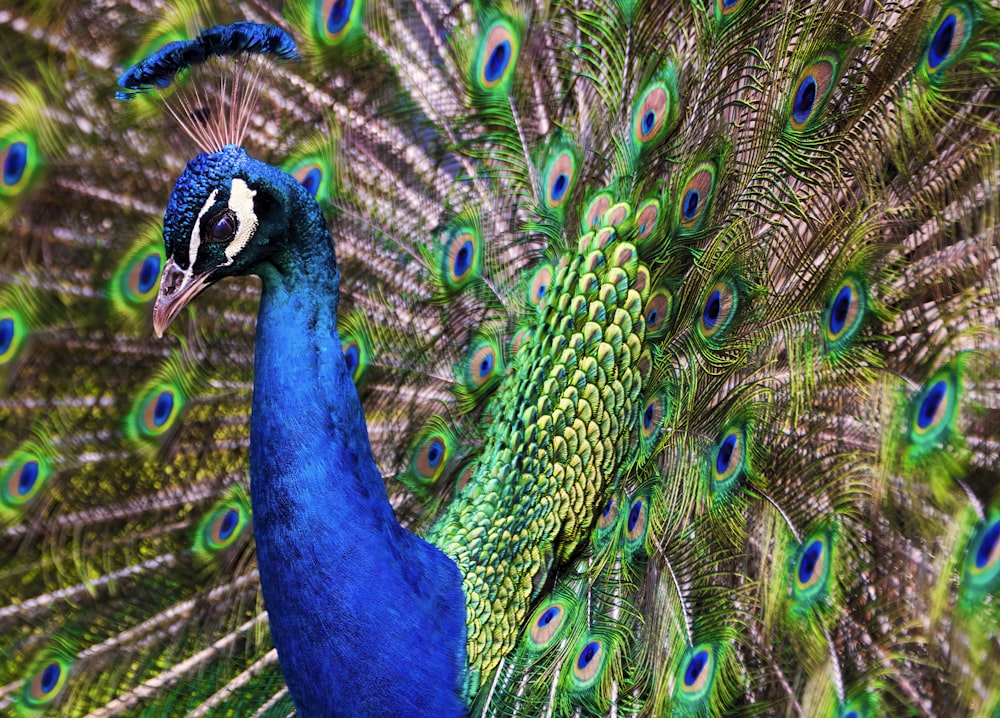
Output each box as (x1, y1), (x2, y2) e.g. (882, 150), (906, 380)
(208, 210), (237, 243)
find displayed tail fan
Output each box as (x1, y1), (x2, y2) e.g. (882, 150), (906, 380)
(2, 0), (999, 716)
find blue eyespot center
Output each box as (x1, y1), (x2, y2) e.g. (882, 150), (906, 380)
(551, 173), (569, 201)
(327, 0), (352, 34)
(39, 663), (60, 694)
(602, 497), (614, 516)
(793, 76), (817, 123)
(4, 141), (28, 186)
(684, 649), (709, 686)
(976, 521), (1000, 570)
(538, 606), (559, 627)
(683, 189), (700, 219)
(17, 460), (39, 495)
(577, 641), (599, 669)
(478, 353), (494, 377)
(716, 433), (736, 474)
(343, 344), (359, 373)
(643, 402), (655, 429)
(454, 240), (473, 276)
(829, 285), (852, 334)
(153, 392), (174, 427)
(642, 109), (656, 135)
(427, 439), (444, 468)
(842, 712), (860, 718)
(917, 380), (947, 430)
(646, 308), (659, 326)
(703, 290), (721, 328)
(628, 500), (642, 532)
(928, 14), (956, 70)
(138, 255), (162, 294)
(300, 167), (323, 197)
(798, 539), (823, 583)
(485, 40), (511, 83)
(219, 508), (239, 540)
(536, 283), (547, 300)
(0, 317), (14, 353)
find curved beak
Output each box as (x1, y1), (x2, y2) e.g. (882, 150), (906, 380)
(152, 258), (214, 338)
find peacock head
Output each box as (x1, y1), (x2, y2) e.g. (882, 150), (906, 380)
(153, 143), (323, 337)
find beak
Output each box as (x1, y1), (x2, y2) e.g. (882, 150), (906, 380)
(152, 258), (215, 338)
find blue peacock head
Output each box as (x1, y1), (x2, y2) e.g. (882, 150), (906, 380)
(116, 22), (304, 337)
(153, 145), (318, 336)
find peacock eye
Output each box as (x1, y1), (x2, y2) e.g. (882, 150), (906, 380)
(208, 210), (238, 243)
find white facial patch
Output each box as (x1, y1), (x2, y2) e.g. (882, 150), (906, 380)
(224, 178), (259, 263)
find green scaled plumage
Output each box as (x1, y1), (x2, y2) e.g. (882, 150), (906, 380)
(2, 0), (1000, 716)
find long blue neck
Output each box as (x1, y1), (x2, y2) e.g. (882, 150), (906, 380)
(248, 203), (467, 717)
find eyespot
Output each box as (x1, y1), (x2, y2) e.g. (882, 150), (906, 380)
(464, 339), (502, 390)
(527, 599), (571, 650)
(583, 192), (613, 230)
(197, 502), (250, 554)
(676, 644), (716, 704)
(292, 162), (326, 199)
(639, 396), (666, 457)
(0, 137), (32, 193)
(677, 163), (716, 232)
(2, 451), (49, 510)
(788, 55), (838, 132)
(632, 71), (678, 148)
(339, 330), (369, 386)
(823, 275), (866, 351)
(0, 310), (25, 364)
(207, 210), (238, 243)
(571, 638), (605, 687)
(475, 19), (519, 90)
(22, 656), (71, 710)
(317, 0), (363, 45)
(543, 149), (576, 210)
(962, 516), (1000, 599)
(528, 263), (554, 307)
(441, 228), (482, 289)
(126, 379), (186, 446)
(710, 426), (746, 497)
(641, 397), (661, 438)
(924, 5), (971, 75)
(698, 279), (738, 342)
(908, 370), (958, 447)
(644, 289), (673, 339)
(716, 0), (747, 19)
(136, 388), (178, 437)
(597, 495), (617, 530)
(119, 249), (163, 305)
(410, 431), (452, 485)
(635, 198), (660, 241)
(624, 495), (648, 552)
(791, 531), (833, 612)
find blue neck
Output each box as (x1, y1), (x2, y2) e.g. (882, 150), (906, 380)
(248, 203), (467, 717)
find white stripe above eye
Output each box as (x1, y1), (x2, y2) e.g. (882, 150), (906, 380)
(225, 178), (259, 263)
(189, 188), (219, 274)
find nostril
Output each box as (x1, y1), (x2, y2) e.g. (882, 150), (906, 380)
(163, 266), (185, 295)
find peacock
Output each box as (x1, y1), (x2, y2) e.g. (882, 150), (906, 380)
(1, 0), (999, 715)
